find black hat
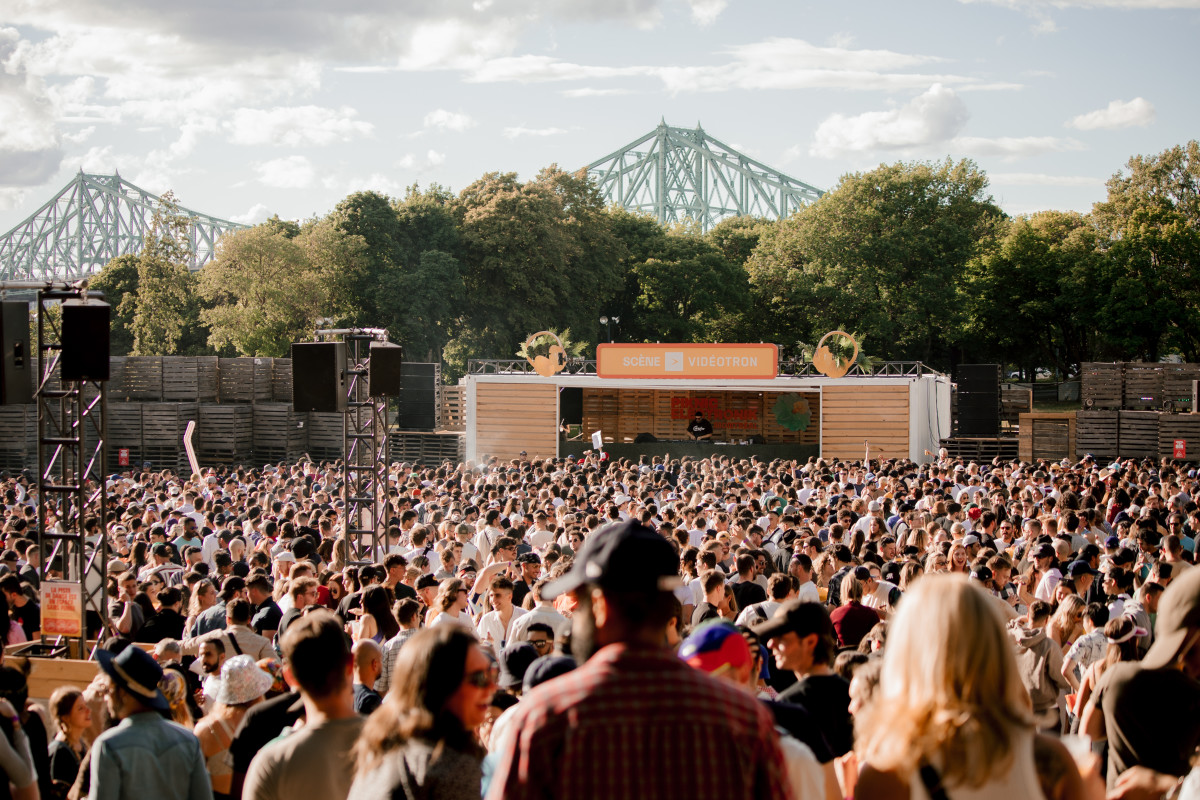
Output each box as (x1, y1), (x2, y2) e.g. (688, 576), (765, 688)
(96, 645), (169, 712)
(498, 642), (539, 690)
(1067, 560), (1099, 577)
(543, 520), (680, 600)
(0, 550), (18, 563)
(522, 655), (577, 693)
(1033, 543), (1055, 560)
(750, 599), (834, 643)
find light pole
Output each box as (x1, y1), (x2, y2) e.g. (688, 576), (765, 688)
(599, 315), (620, 343)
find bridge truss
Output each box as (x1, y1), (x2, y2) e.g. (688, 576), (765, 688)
(0, 172), (245, 282)
(585, 121), (824, 232)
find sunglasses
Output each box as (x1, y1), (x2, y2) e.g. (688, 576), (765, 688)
(529, 639), (552, 650)
(464, 668), (498, 688)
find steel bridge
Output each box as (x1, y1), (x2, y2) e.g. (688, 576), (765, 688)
(0, 171), (245, 282)
(585, 120), (824, 232)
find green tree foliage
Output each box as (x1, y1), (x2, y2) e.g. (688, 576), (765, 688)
(129, 192), (208, 356)
(1092, 141), (1200, 361)
(746, 158), (1003, 362)
(963, 211), (1106, 378)
(88, 254), (140, 355)
(197, 218), (364, 357)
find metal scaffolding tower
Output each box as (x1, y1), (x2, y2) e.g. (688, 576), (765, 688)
(316, 329), (390, 560)
(31, 283), (109, 658)
(585, 120), (824, 232)
(0, 171), (245, 282)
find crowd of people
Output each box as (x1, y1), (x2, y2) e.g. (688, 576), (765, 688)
(0, 447), (1195, 799)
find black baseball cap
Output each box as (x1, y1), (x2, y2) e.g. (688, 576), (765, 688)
(542, 520), (681, 599)
(750, 599), (834, 643)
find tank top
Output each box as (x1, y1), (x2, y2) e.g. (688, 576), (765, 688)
(909, 728), (1044, 800)
(205, 717), (236, 778)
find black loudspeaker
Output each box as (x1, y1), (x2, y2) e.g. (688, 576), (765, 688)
(368, 342), (403, 397)
(0, 301), (32, 404)
(291, 342), (346, 412)
(956, 363), (1000, 436)
(397, 363), (439, 431)
(560, 387), (583, 424)
(61, 299), (110, 382)
(957, 364), (1001, 393)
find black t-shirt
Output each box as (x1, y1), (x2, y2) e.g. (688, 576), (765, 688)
(691, 602), (720, 627)
(512, 580), (533, 609)
(688, 418), (714, 439)
(135, 608), (185, 643)
(229, 691), (305, 776)
(766, 700), (834, 763)
(776, 672), (853, 758)
(252, 599), (283, 635)
(353, 683), (382, 716)
(10, 600), (39, 640)
(731, 580), (767, 612)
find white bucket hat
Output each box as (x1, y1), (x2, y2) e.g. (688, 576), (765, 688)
(214, 655), (274, 706)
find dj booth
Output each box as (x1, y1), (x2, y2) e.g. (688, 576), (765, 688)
(462, 345), (950, 464)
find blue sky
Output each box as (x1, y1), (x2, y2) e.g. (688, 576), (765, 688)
(1, 0), (1196, 232)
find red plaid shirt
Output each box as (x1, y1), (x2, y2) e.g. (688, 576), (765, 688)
(487, 643), (794, 800)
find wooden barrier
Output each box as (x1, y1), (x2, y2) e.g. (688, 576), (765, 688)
(26, 658), (100, 703)
(1159, 415), (1200, 460)
(1018, 413), (1076, 462)
(1076, 410), (1119, 460)
(1123, 365), (1164, 410)
(1118, 411), (1160, 458)
(440, 386), (465, 431)
(1081, 363), (1124, 410)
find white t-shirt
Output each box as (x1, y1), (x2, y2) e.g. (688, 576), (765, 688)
(476, 606), (527, 648)
(862, 580), (900, 615)
(795, 581), (820, 604)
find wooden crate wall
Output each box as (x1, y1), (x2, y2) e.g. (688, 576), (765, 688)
(272, 359), (293, 403)
(0, 406), (35, 472)
(252, 404), (308, 465)
(141, 402), (196, 472)
(1163, 364), (1200, 412)
(1075, 410), (1119, 460)
(440, 385), (465, 431)
(1123, 364), (1163, 410)
(197, 405), (253, 466)
(1158, 415), (1200, 461)
(1081, 363), (1123, 409)
(1017, 413), (1076, 462)
(306, 412), (344, 462)
(474, 383), (557, 461)
(580, 388), (820, 446)
(218, 359), (257, 403)
(107, 403), (144, 472)
(390, 432), (465, 466)
(1117, 411), (1159, 459)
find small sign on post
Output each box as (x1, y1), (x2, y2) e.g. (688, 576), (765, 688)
(1175, 439), (1187, 459)
(117, 448), (130, 467)
(42, 581), (83, 638)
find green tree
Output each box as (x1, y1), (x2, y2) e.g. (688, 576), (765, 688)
(746, 159), (1003, 363)
(129, 192), (205, 355)
(1092, 141), (1200, 361)
(198, 218), (364, 356)
(88, 254), (140, 355)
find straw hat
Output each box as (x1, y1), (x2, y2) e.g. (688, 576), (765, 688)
(214, 655), (274, 706)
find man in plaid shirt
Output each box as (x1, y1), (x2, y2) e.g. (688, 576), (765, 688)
(487, 520), (794, 800)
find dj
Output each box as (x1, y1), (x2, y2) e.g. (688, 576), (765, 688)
(687, 411), (714, 441)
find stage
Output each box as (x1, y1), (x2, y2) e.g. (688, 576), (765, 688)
(558, 439), (821, 462)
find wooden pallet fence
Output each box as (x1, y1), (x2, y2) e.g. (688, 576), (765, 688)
(161, 356), (199, 401)
(1117, 410), (1160, 458)
(271, 359), (293, 403)
(389, 432), (464, 466)
(1018, 413), (1076, 462)
(1081, 363), (1123, 410)
(121, 356), (164, 401)
(252, 404), (308, 465)
(107, 403), (144, 471)
(217, 359), (257, 403)
(197, 357), (219, 402)
(1075, 410), (1119, 460)
(253, 358), (275, 403)
(1159, 415), (1200, 461)
(196, 405), (253, 466)
(936, 437), (1020, 462)
(0, 406), (35, 473)
(140, 402), (196, 472)
(306, 412), (343, 462)
(440, 385), (465, 431)
(1123, 364), (1163, 410)
(1163, 364), (1200, 412)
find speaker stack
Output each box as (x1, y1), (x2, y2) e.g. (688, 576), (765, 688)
(291, 342), (347, 413)
(397, 363), (439, 431)
(956, 364), (1000, 436)
(0, 301), (33, 404)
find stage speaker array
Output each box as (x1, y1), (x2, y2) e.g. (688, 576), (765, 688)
(397, 363), (439, 431)
(0, 302), (32, 404)
(368, 342), (403, 397)
(559, 387), (583, 426)
(956, 363), (1000, 436)
(61, 299), (110, 382)
(291, 342), (347, 413)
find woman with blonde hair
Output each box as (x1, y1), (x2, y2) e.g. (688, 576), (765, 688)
(855, 574), (1090, 799)
(1047, 595), (1086, 648)
(158, 669), (194, 729)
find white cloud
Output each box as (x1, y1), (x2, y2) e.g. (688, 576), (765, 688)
(76, 145), (114, 173)
(255, 156), (315, 189)
(426, 149), (446, 166)
(961, 0), (1200, 8)
(503, 125), (568, 139)
(560, 87), (633, 97)
(810, 84), (969, 158)
(1067, 97), (1155, 130)
(827, 32), (855, 48)
(0, 188), (27, 213)
(229, 203), (271, 224)
(0, 27), (63, 186)
(989, 172), (1103, 187)
(469, 54), (642, 83)
(225, 106), (374, 147)
(422, 109), (476, 132)
(62, 125), (95, 144)
(392, 150), (448, 173)
(687, 0), (728, 25)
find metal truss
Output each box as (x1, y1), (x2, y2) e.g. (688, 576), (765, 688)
(34, 285), (109, 658)
(468, 359), (599, 375)
(585, 120), (824, 232)
(0, 171), (245, 282)
(317, 329), (390, 560)
(470, 358), (941, 377)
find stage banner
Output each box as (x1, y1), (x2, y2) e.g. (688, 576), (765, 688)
(597, 343), (778, 379)
(42, 581), (82, 638)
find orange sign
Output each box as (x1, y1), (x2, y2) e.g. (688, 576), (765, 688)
(597, 344), (778, 379)
(41, 581), (82, 638)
